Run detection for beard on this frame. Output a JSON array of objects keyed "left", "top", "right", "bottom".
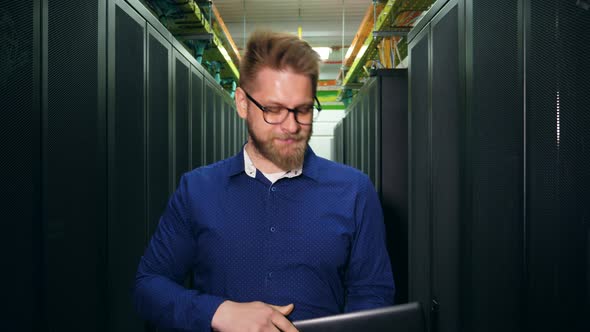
[{"left": 247, "top": 117, "right": 311, "bottom": 171}]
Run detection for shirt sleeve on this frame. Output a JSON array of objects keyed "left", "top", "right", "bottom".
[
  {"left": 343, "top": 175, "right": 396, "bottom": 312},
  {"left": 133, "top": 174, "right": 226, "bottom": 331}
]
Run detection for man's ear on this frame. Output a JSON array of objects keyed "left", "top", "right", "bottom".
[{"left": 235, "top": 87, "right": 248, "bottom": 120}]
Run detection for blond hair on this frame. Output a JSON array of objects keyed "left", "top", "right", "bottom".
[{"left": 239, "top": 30, "right": 320, "bottom": 95}]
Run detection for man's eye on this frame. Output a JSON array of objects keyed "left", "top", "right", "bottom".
[
  {"left": 264, "top": 106, "right": 283, "bottom": 114},
  {"left": 296, "top": 107, "right": 313, "bottom": 114}
]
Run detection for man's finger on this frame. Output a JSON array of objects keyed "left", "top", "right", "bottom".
[
  {"left": 270, "top": 310, "right": 299, "bottom": 332},
  {"left": 269, "top": 303, "right": 294, "bottom": 316}
]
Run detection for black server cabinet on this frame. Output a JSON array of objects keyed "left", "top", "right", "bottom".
[
  {"left": 108, "top": 1, "right": 147, "bottom": 331},
  {"left": 147, "top": 25, "right": 171, "bottom": 237},
  {"left": 408, "top": 0, "right": 589, "bottom": 331},
  {"left": 2, "top": 0, "right": 234, "bottom": 329},
  {"left": 204, "top": 78, "right": 216, "bottom": 165},
  {"left": 228, "top": 98, "right": 235, "bottom": 157},
  {"left": 339, "top": 69, "right": 409, "bottom": 305},
  {"left": 344, "top": 116, "right": 351, "bottom": 167},
  {"left": 237, "top": 110, "right": 244, "bottom": 151},
  {"left": 2, "top": 1, "right": 42, "bottom": 331},
  {"left": 525, "top": 2, "right": 590, "bottom": 331},
  {"left": 173, "top": 48, "right": 190, "bottom": 188},
  {"left": 335, "top": 119, "right": 342, "bottom": 163},
  {"left": 231, "top": 105, "right": 237, "bottom": 155},
  {"left": 2, "top": 1, "right": 110, "bottom": 330},
  {"left": 347, "top": 97, "right": 360, "bottom": 171},
  {"left": 408, "top": 23, "right": 432, "bottom": 328},
  {"left": 225, "top": 94, "right": 238, "bottom": 157},
  {"left": 191, "top": 66, "right": 204, "bottom": 169},
  {"left": 222, "top": 98, "right": 229, "bottom": 159},
  {"left": 357, "top": 94, "right": 365, "bottom": 174},
  {"left": 359, "top": 94, "right": 367, "bottom": 176},
  {"left": 377, "top": 70, "right": 409, "bottom": 305},
  {"left": 430, "top": 3, "right": 461, "bottom": 332},
  {"left": 44, "top": 1, "right": 108, "bottom": 330},
  {"left": 216, "top": 93, "right": 224, "bottom": 161},
  {"left": 465, "top": 0, "right": 524, "bottom": 330},
  {"left": 234, "top": 103, "right": 239, "bottom": 154},
  {"left": 368, "top": 85, "right": 378, "bottom": 190},
  {"left": 215, "top": 92, "right": 224, "bottom": 161},
  {"left": 227, "top": 97, "right": 236, "bottom": 158},
  {"left": 409, "top": 0, "right": 521, "bottom": 331}
]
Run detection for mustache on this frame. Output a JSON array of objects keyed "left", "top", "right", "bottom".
[{"left": 273, "top": 134, "right": 305, "bottom": 141}]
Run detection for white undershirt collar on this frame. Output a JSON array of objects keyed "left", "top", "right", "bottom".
[{"left": 243, "top": 147, "right": 303, "bottom": 184}]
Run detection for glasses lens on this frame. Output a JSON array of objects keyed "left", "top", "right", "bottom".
[
  {"left": 295, "top": 109, "right": 314, "bottom": 125},
  {"left": 264, "top": 108, "right": 287, "bottom": 124}
]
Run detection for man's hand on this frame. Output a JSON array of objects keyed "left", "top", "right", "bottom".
[{"left": 211, "top": 300, "right": 298, "bottom": 332}]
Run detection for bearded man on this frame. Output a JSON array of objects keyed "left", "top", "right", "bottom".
[{"left": 133, "top": 30, "right": 395, "bottom": 332}]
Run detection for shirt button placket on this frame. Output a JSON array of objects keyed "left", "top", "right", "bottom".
[
  {"left": 265, "top": 184, "right": 277, "bottom": 288},
  {"left": 269, "top": 186, "right": 276, "bottom": 233}
]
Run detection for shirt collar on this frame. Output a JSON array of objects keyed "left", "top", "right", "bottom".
[
  {"left": 226, "top": 144, "right": 320, "bottom": 182},
  {"left": 243, "top": 147, "right": 303, "bottom": 180}
]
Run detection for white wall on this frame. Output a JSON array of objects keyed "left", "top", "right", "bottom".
[{"left": 308, "top": 109, "right": 345, "bottom": 161}]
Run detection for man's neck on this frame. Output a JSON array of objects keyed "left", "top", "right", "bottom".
[{"left": 244, "top": 141, "right": 286, "bottom": 174}]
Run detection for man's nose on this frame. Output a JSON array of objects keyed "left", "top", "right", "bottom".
[{"left": 281, "top": 111, "right": 300, "bottom": 133}]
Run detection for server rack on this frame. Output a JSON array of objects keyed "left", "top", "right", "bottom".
[
  {"left": 147, "top": 23, "right": 172, "bottom": 241},
  {"left": 173, "top": 48, "right": 191, "bottom": 188},
  {"left": 3, "top": 0, "right": 242, "bottom": 330},
  {"left": 408, "top": 0, "right": 589, "bottom": 331},
  {"left": 108, "top": 2, "right": 148, "bottom": 330},
  {"left": 334, "top": 69, "right": 409, "bottom": 305},
  {"left": 45, "top": 1, "right": 108, "bottom": 330},
  {"left": 190, "top": 65, "right": 204, "bottom": 169},
  {"left": 2, "top": 1, "right": 42, "bottom": 330}
]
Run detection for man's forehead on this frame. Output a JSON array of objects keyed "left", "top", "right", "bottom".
[{"left": 250, "top": 68, "right": 314, "bottom": 97}]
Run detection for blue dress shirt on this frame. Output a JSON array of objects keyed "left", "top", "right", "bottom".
[{"left": 134, "top": 147, "right": 395, "bottom": 331}]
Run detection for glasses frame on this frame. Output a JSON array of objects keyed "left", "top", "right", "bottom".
[{"left": 243, "top": 90, "right": 322, "bottom": 125}]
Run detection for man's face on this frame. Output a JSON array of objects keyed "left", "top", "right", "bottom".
[{"left": 238, "top": 67, "right": 314, "bottom": 171}]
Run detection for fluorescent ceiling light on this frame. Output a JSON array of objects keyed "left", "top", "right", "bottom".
[{"left": 313, "top": 47, "right": 332, "bottom": 61}]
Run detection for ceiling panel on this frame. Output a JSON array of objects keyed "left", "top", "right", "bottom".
[{"left": 214, "top": 0, "right": 372, "bottom": 80}]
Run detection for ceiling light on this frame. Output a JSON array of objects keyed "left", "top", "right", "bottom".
[{"left": 313, "top": 47, "right": 332, "bottom": 61}]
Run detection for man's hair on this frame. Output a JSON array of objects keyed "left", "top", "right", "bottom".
[{"left": 239, "top": 30, "right": 320, "bottom": 95}]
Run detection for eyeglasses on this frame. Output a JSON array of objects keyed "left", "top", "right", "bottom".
[{"left": 243, "top": 90, "right": 322, "bottom": 125}]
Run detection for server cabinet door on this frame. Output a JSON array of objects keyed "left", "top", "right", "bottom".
[
  {"left": 526, "top": 2, "right": 590, "bottom": 331},
  {"left": 354, "top": 87, "right": 363, "bottom": 171},
  {"left": 44, "top": 0, "right": 107, "bottom": 330},
  {"left": 147, "top": 24, "right": 171, "bottom": 237},
  {"left": 359, "top": 89, "right": 367, "bottom": 175},
  {"left": 231, "top": 98, "right": 238, "bottom": 156},
  {"left": 215, "top": 92, "right": 224, "bottom": 161},
  {"left": 204, "top": 79, "right": 216, "bottom": 164},
  {"left": 2, "top": 1, "right": 42, "bottom": 330},
  {"left": 430, "top": 2, "right": 460, "bottom": 332},
  {"left": 226, "top": 97, "right": 234, "bottom": 158},
  {"left": 368, "top": 80, "right": 378, "bottom": 185},
  {"left": 408, "top": 23, "right": 432, "bottom": 327},
  {"left": 173, "top": 48, "right": 190, "bottom": 188},
  {"left": 344, "top": 114, "right": 352, "bottom": 166},
  {"left": 191, "top": 66, "right": 204, "bottom": 169},
  {"left": 108, "top": 1, "right": 147, "bottom": 330},
  {"left": 466, "top": 0, "right": 524, "bottom": 330},
  {"left": 379, "top": 70, "right": 409, "bottom": 305}
]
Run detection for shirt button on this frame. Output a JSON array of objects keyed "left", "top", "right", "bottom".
[
  {"left": 271, "top": 187, "right": 277, "bottom": 192},
  {"left": 270, "top": 226, "right": 276, "bottom": 233}
]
